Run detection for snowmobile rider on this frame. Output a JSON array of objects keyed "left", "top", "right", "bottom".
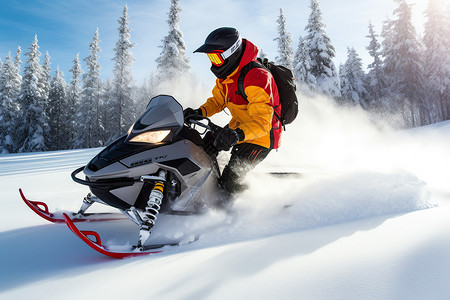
[{"left": 184, "top": 27, "right": 282, "bottom": 199}]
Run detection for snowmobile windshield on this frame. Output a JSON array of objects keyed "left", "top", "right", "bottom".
[{"left": 126, "top": 95, "right": 184, "bottom": 144}]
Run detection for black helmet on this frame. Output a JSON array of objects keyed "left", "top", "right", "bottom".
[{"left": 194, "top": 27, "right": 244, "bottom": 79}]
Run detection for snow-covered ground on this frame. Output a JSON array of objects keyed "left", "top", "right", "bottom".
[{"left": 1, "top": 95, "right": 450, "bottom": 299}]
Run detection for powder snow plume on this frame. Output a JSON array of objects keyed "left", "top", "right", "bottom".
[{"left": 190, "top": 92, "right": 446, "bottom": 246}]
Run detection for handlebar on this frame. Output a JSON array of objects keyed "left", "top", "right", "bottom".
[{"left": 185, "top": 115, "right": 222, "bottom": 135}]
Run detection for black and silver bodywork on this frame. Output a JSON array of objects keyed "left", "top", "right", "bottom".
[{"left": 71, "top": 95, "right": 221, "bottom": 248}]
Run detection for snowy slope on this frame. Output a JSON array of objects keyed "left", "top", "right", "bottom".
[{"left": 1, "top": 96, "right": 450, "bottom": 299}]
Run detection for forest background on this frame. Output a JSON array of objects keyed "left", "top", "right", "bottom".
[{"left": 0, "top": 0, "right": 448, "bottom": 153}]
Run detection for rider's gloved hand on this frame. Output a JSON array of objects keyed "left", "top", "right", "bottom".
[
  {"left": 183, "top": 107, "right": 203, "bottom": 123},
  {"left": 214, "top": 127, "right": 245, "bottom": 151}
]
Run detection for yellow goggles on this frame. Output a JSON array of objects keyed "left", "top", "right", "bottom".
[{"left": 207, "top": 51, "right": 225, "bottom": 66}]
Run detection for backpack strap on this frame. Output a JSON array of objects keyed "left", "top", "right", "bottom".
[
  {"left": 236, "top": 60, "right": 263, "bottom": 101},
  {"left": 236, "top": 60, "right": 282, "bottom": 125}
]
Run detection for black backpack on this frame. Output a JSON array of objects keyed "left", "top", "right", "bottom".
[{"left": 236, "top": 58, "right": 299, "bottom": 129}]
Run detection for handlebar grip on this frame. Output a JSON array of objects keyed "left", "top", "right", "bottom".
[{"left": 185, "top": 115, "right": 224, "bottom": 136}]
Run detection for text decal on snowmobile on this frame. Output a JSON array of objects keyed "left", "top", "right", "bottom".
[{"left": 130, "top": 155, "right": 169, "bottom": 168}]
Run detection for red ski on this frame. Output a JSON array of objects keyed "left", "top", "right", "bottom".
[
  {"left": 63, "top": 213, "right": 171, "bottom": 258},
  {"left": 19, "top": 188, "right": 127, "bottom": 223}
]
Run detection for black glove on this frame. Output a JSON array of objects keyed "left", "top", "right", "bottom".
[
  {"left": 203, "top": 131, "right": 219, "bottom": 157},
  {"left": 183, "top": 107, "right": 202, "bottom": 123},
  {"left": 214, "top": 128, "right": 245, "bottom": 151}
]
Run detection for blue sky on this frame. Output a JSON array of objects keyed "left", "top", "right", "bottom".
[{"left": 0, "top": 0, "right": 428, "bottom": 85}]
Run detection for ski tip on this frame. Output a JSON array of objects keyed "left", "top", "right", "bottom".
[
  {"left": 20, "top": 188, "right": 63, "bottom": 223},
  {"left": 62, "top": 212, "right": 165, "bottom": 259}
]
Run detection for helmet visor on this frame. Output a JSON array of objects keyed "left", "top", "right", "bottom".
[
  {"left": 207, "top": 51, "right": 225, "bottom": 66},
  {"left": 205, "top": 36, "right": 242, "bottom": 67}
]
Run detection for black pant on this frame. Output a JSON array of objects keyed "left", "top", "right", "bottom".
[
  {"left": 203, "top": 132, "right": 271, "bottom": 201},
  {"left": 220, "top": 143, "right": 271, "bottom": 196}
]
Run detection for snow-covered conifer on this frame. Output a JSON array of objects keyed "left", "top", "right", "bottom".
[
  {"left": 339, "top": 47, "right": 368, "bottom": 108},
  {"left": 18, "top": 35, "right": 48, "bottom": 152},
  {"left": 303, "top": 0, "right": 340, "bottom": 98},
  {"left": 108, "top": 5, "right": 136, "bottom": 139},
  {"left": 41, "top": 52, "right": 51, "bottom": 105},
  {"left": 382, "top": 0, "right": 428, "bottom": 126},
  {"left": 155, "top": 0, "right": 190, "bottom": 82},
  {"left": 47, "top": 67, "right": 68, "bottom": 150},
  {"left": 41, "top": 51, "right": 52, "bottom": 140},
  {"left": 274, "top": 8, "right": 294, "bottom": 69},
  {"left": 293, "top": 35, "right": 317, "bottom": 93},
  {"left": 377, "top": 17, "right": 404, "bottom": 120},
  {"left": 380, "top": 18, "right": 395, "bottom": 88},
  {"left": 423, "top": 0, "right": 450, "bottom": 122},
  {"left": 101, "top": 78, "right": 114, "bottom": 143},
  {"left": 67, "top": 54, "right": 83, "bottom": 148},
  {"left": 365, "top": 22, "right": 384, "bottom": 106},
  {"left": 74, "top": 28, "right": 103, "bottom": 149},
  {"left": 0, "top": 53, "right": 22, "bottom": 153},
  {"left": 14, "top": 46, "right": 22, "bottom": 69}
]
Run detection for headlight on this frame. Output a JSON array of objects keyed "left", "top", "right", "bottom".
[{"left": 128, "top": 130, "right": 171, "bottom": 144}]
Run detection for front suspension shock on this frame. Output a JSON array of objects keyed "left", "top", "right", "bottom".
[{"left": 138, "top": 170, "right": 167, "bottom": 249}]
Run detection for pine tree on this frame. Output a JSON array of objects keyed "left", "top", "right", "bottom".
[
  {"left": 293, "top": 35, "right": 317, "bottom": 93},
  {"left": 274, "top": 8, "right": 294, "bottom": 69},
  {"left": 339, "top": 47, "right": 368, "bottom": 108},
  {"left": 14, "top": 46, "right": 22, "bottom": 69},
  {"left": 382, "top": 0, "right": 428, "bottom": 126},
  {"left": 378, "top": 17, "right": 405, "bottom": 122},
  {"left": 108, "top": 5, "right": 136, "bottom": 140},
  {"left": 74, "top": 28, "right": 103, "bottom": 149},
  {"left": 18, "top": 35, "right": 48, "bottom": 152},
  {"left": 47, "top": 67, "right": 68, "bottom": 150},
  {"left": 67, "top": 54, "right": 83, "bottom": 148},
  {"left": 101, "top": 78, "right": 114, "bottom": 143},
  {"left": 303, "top": 0, "right": 341, "bottom": 98},
  {"left": 423, "top": 0, "right": 450, "bottom": 122},
  {"left": 41, "top": 51, "right": 52, "bottom": 141},
  {"left": 380, "top": 17, "right": 395, "bottom": 90},
  {"left": 365, "top": 22, "right": 384, "bottom": 106},
  {"left": 42, "top": 52, "right": 51, "bottom": 104},
  {"left": 155, "top": 0, "right": 190, "bottom": 82},
  {"left": 0, "top": 53, "right": 22, "bottom": 153}
]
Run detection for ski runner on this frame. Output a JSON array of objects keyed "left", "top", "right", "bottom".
[{"left": 184, "top": 27, "right": 282, "bottom": 204}]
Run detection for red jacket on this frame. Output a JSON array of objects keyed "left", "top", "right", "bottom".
[{"left": 200, "top": 39, "right": 282, "bottom": 149}]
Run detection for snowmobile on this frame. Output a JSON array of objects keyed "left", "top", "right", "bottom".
[
  {"left": 70, "top": 94, "right": 224, "bottom": 249},
  {"left": 20, "top": 95, "right": 225, "bottom": 256}
]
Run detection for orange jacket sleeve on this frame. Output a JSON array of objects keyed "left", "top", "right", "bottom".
[{"left": 199, "top": 79, "right": 226, "bottom": 117}]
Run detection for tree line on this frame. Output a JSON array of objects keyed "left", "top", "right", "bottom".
[
  {"left": 0, "top": 0, "right": 448, "bottom": 153},
  {"left": 275, "top": 0, "right": 449, "bottom": 128}
]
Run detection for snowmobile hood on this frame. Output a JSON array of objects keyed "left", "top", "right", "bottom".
[
  {"left": 126, "top": 95, "right": 184, "bottom": 143},
  {"left": 85, "top": 95, "right": 185, "bottom": 173}
]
